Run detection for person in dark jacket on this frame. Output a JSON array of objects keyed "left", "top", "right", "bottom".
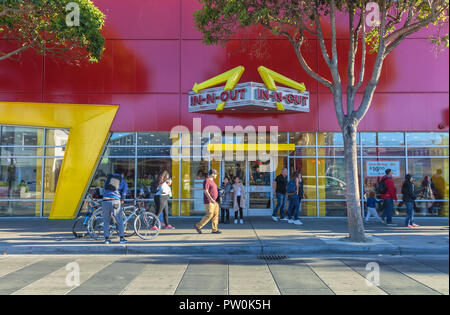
[
  {"left": 402, "top": 174, "right": 419, "bottom": 228},
  {"left": 219, "top": 177, "right": 232, "bottom": 224},
  {"left": 380, "top": 169, "right": 398, "bottom": 226}
]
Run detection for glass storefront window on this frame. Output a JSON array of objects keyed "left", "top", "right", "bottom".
[
  {"left": 89, "top": 158, "right": 135, "bottom": 199},
  {"left": 0, "top": 200, "right": 40, "bottom": 217},
  {"left": 137, "top": 158, "right": 174, "bottom": 199},
  {"left": 138, "top": 132, "right": 171, "bottom": 146},
  {"left": 318, "top": 132, "right": 344, "bottom": 146},
  {"left": 43, "top": 158, "right": 64, "bottom": 199},
  {"left": 104, "top": 147, "right": 136, "bottom": 157},
  {"left": 377, "top": 132, "right": 405, "bottom": 146},
  {"left": 363, "top": 147, "right": 406, "bottom": 156},
  {"left": 363, "top": 158, "right": 406, "bottom": 198},
  {"left": 406, "top": 132, "right": 449, "bottom": 146},
  {"left": 0, "top": 147, "right": 42, "bottom": 157},
  {"left": 0, "top": 126, "right": 42, "bottom": 146},
  {"left": 109, "top": 133, "right": 135, "bottom": 146},
  {"left": 362, "top": 132, "right": 405, "bottom": 146},
  {"left": 290, "top": 132, "right": 315, "bottom": 146},
  {"left": 0, "top": 158, "right": 42, "bottom": 200},
  {"left": 46, "top": 129, "right": 68, "bottom": 147},
  {"left": 407, "top": 147, "right": 449, "bottom": 156},
  {"left": 289, "top": 158, "right": 317, "bottom": 202}
]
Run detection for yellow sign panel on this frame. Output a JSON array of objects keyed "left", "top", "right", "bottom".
[{"left": 0, "top": 102, "right": 118, "bottom": 219}]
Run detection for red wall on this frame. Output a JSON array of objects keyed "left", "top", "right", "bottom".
[{"left": 0, "top": 0, "right": 448, "bottom": 132}]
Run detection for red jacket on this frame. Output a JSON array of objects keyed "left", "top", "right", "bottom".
[{"left": 380, "top": 176, "right": 398, "bottom": 201}]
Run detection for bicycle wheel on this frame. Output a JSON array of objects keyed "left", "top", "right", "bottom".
[
  {"left": 87, "top": 213, "right": 104, "bottom": 240},
  {"left": 72, "top": 216, "right": 89, "bottom": 238},
  {"left": 134, "top": 212, "right": 161, "bottom": 240},
  {"left": 123, "top": 208, "right": 138, "bottom": 237}
]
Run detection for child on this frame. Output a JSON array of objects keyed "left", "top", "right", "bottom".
[{"left": 365, "top": 191, "right": 384, "bottom": 223}]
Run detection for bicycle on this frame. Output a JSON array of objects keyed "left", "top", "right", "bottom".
[
  {"left": 88, "top": 197, "right": 161, "bottom": 240},
  {"left": 72, "top": 195, "right": 101, "bottom": 238}
]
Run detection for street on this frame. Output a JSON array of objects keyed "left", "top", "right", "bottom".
[{"left": 0, "top": 254, "right": 448, "bottom": 295}]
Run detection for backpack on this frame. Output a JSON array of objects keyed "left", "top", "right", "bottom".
[
  {"left": 375, "top": 178, "right": 388, "bottom": 195},
  {"left": 286, "top": 179, "right": 297, "bottom": 195},
  {"left": 104, "top": 174, "right": 122, "bottom": 192},
  {"left": 150, "top": 181, "right": 159, "bottom": 194}
]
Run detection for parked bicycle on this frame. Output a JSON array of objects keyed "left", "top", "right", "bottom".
[
  {"left": 72, "top": 195, "right": 101, "bottom": 238},
  {"left": 88, "top": 197, "right": 161, "bottom": 240}
]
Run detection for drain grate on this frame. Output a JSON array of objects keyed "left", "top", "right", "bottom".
[{"left": 257, "top": 254, "right": 288, "bottom": 261}]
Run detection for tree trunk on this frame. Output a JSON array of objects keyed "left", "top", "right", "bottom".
[{"left": 343, "top": 121, "right": 366, "bottom": 242}]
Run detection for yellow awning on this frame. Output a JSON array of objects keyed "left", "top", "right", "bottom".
[{"left": 207, "top": 144, "right": 295, "bottom": 152}]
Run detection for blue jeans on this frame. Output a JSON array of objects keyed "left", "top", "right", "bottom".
[
  {"left": 102, "top": 199, "right": 124, "bottom": 238},
  {"left": 405, "top": 201, "right": 415, "bottom": 226},
  {"left": 288, "top": 194, "right": 300, "bottom": 221},
  {"left": 272, "top": 193, "right": 286, "bottom": 219},
  {"left": 381, "top": 199, "right": 394, "bottom": 224}
]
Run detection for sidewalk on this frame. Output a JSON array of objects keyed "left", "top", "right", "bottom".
[{"left": 0, "top": 217, "right": 448, "bottom": 256}]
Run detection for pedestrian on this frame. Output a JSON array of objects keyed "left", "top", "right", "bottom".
[
  {"left": 287, "top": 172, "right": 303, "bottom": 225},
  {"left": 419, "top": 176, "right": 435, "bottom": 216},
  {"left": 219, "top": 177, "right": 232, "bottom": 224},
  {"left": 272, "top": 168, "right": 288, "bottom": 222},
  {"left": 378, "top": 169, "right": 398, "bottom": 226},
  {"left": 402, "top": 174, "right": 419, "bottom": 228},
  {"left": 195, "top": 169, "right": 222, "bottom": 234},
  {"left": 364, "top": 191, "right": 383, "bottom": 223},
  {"left": 154, "top": 170, "right": 175, "bottom": 230},
  {"left": 102, "top": 168, "right": 128, "bottom": 244},
  {"left": 232, "top": 176, "right": 246, "bottom": 224}
]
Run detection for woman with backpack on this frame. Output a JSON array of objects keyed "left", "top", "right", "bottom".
[{"left": 287, "top": 172, "right": 303, "bottom": 225}]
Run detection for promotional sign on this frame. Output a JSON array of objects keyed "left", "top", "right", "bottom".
[
  {"left": 366, "top": 161, "right": 401, "bottom": 177},
  {"left": 189, "top": 66, "right": 309, "bottom": 113}
]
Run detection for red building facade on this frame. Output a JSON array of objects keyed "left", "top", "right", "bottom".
[{"left": 0, "top": 0, "right": 448, "bottom": 218}]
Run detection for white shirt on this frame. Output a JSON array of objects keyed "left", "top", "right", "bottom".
[{"left": 156, "top": 182, "right": 172, "bottom": 197}]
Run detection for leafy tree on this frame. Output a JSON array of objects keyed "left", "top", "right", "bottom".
[
  {"left": 0, "top": 0, "right": 105, "bottom": 62},
  {"left": 194, "top": 0, "right": 449, "bottom": 242}
]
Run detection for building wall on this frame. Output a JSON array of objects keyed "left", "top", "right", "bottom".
[{"left": 0, "top": 0, "right": 448, "bottom": 133}]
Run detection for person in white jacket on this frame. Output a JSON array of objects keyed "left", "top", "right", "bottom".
[{"left": 154, "top": 170, "right": 175, "bottom": 230}]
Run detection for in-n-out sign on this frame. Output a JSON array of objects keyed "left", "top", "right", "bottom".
[{"left": 188, "top": 66, "right": 310, "bottom": 113}]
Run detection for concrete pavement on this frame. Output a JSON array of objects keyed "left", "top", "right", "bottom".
[
  {"left": 0, "top": 216, "right": 448, "bottom": 255},
  {"left": 0, "top": 254, "right": 448, "bottom": 295}
]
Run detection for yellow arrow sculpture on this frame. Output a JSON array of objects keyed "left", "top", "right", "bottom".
[
  {"left": 257, "top": 66, "right": 306, "bottom": 111},
  {"left": 192, "top": 66, "right": 245, "bottom": 111}
]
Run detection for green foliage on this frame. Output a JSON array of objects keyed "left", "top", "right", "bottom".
[
  {"left": 0, "top": 0, "right": 105, "bottom": 62},
  {"left": 194, "top": 0, "right": 449, "bottom": 52}
]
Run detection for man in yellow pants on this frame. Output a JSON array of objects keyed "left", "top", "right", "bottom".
[{"left": 195, "top": 169, "right": 222, "bottom": 234}]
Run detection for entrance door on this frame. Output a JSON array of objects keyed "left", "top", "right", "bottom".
[
  {"left": 247, "top": 159, "right": 273, "bottom": 216},
  {"left": 221, "top": 159, "right": 273, "bottom": 216}
]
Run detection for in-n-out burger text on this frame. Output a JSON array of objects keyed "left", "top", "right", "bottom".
[{"left": 188, "top": 82, "right": 310, "bottom": 113}]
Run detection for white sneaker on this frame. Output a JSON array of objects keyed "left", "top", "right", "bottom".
[
  {"left": 293, "top": 220, "right": 303, "bottom": 225},
  {"left": 288, "top": 219, "right": 294, "bottom": 224},
  {"left": 271, "top": 216, "right": 279, "bottom": 222},
  {"left": 239, "top": 219, "right": 244, "bottom": 224},
  {"left": 234, "top": 219, "right": 238, "bottom": 224},
  {"left": 280, "top": 217, "right": 288, "bottom": 221}
]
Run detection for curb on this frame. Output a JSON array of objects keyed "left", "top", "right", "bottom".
[{"left": 1, "top": 244, "right": 447, "bottom": 256}]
